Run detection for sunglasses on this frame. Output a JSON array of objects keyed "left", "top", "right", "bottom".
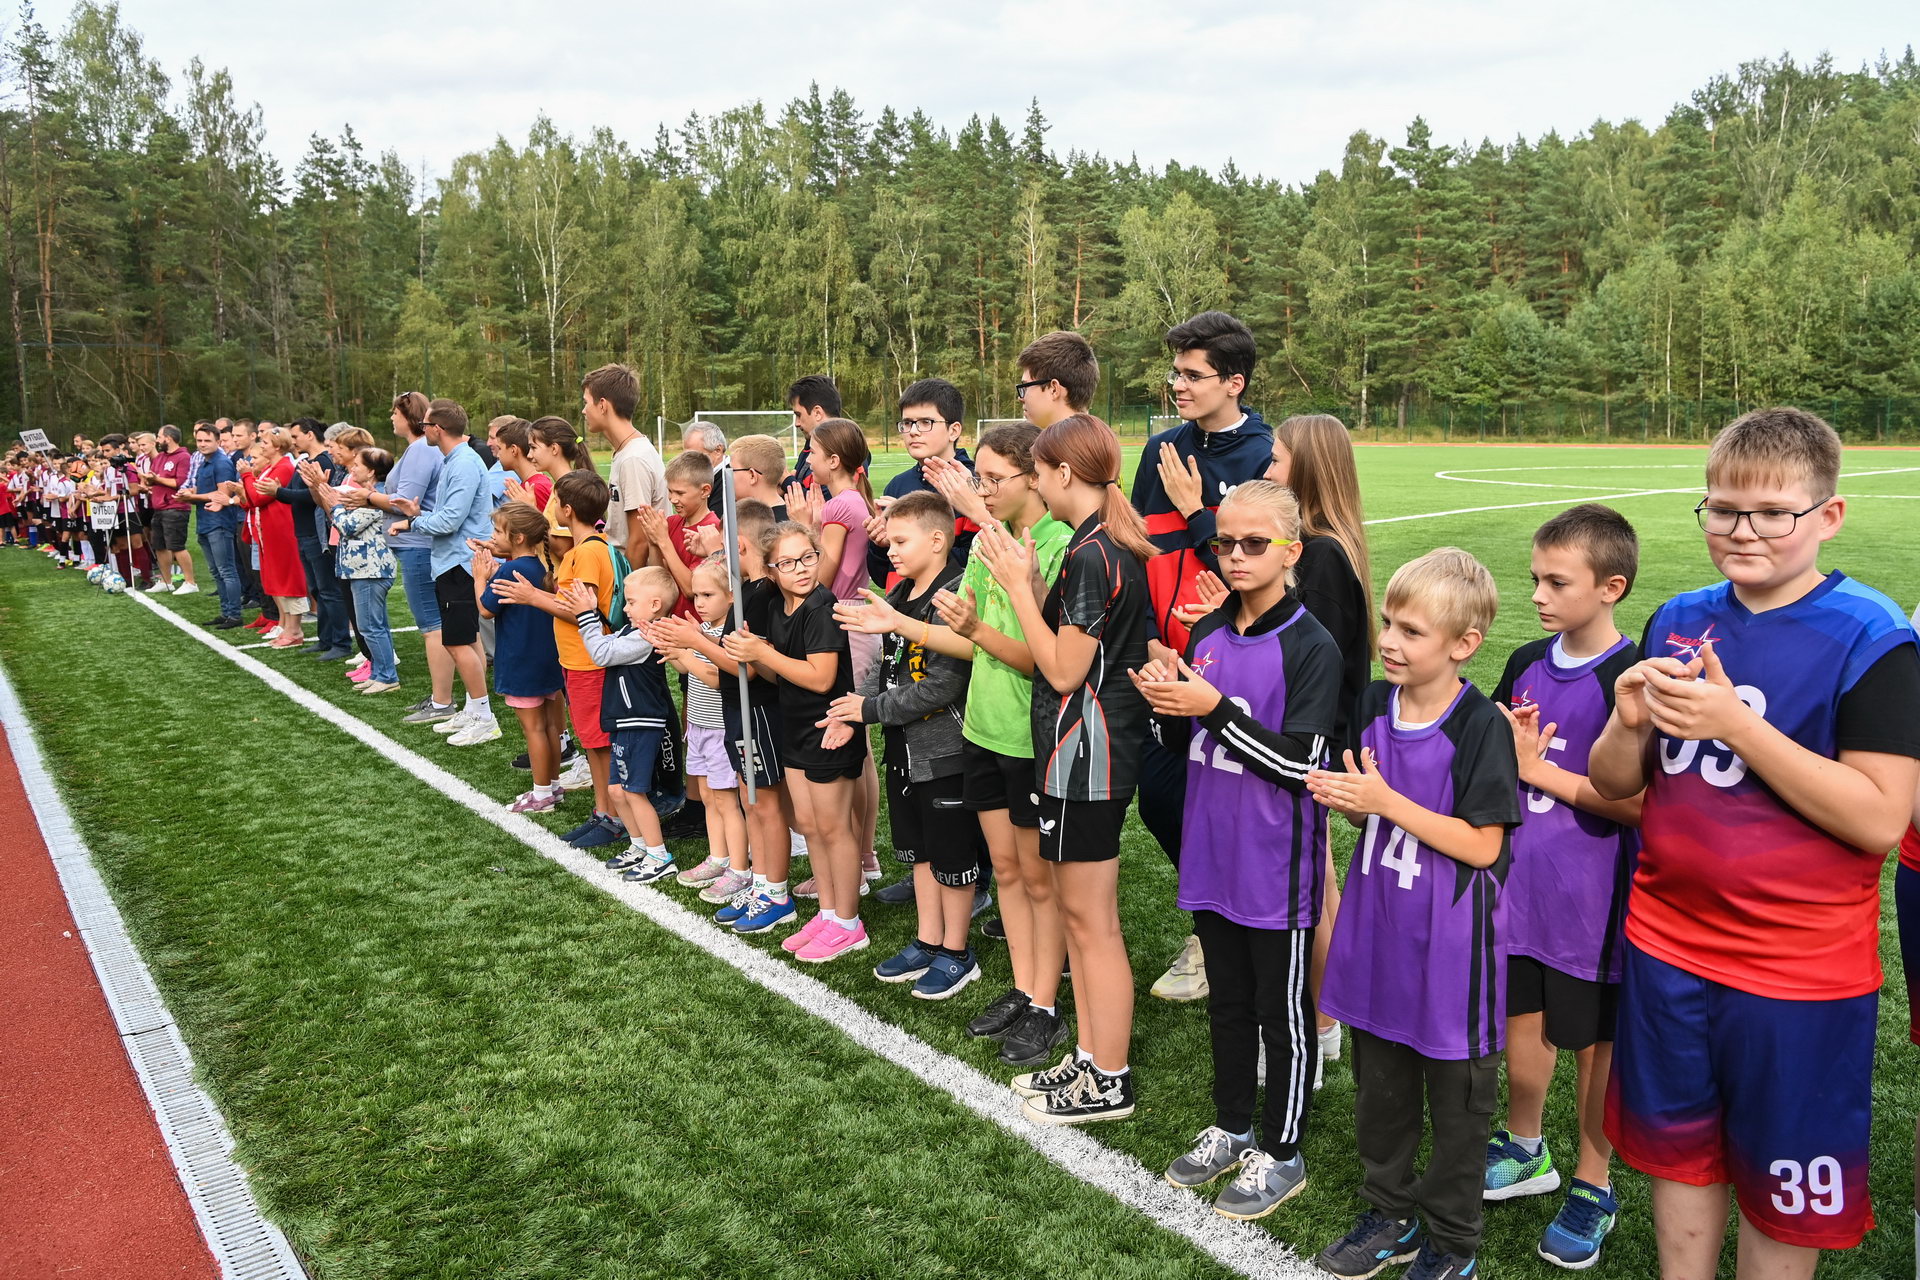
[{"left": 1206, "top": 535, "right": 1295, "bottom": 557}]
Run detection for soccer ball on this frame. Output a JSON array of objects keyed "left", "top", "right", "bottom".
[
  {"left": 102, "top": 572, "right": 125, "bottom": 594},
  {"left": 86, "top": 565, "right": 106, "bottom": 585}
]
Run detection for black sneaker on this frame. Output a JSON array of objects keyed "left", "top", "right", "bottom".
[
  {"left": 1022, "top": 1064, "right": 1135, "bottom": 1126},
  {"left": 999, "top": 1007, "right": 1070, "bottom": 1067},
  {"left": 966, "top": 988, "right": 1031, "bottom": 1038},
  {"left": 875, "top": 877, "right": 915, "bottom": 906},
  {"left": 1405, "top": 1242, "right": 1477, "bottom": 1280},
  {"left": 980, "top": 916, "right": 1006, "bottom": 940},
  {"left": 1316, "top": 1210, "right": 1424, "bottom": 1279},
  {"left": 1009, "top": 1050, "right": 1086, "bottom": 1098},
  {"left": 660, "top": 800, "right": 707, "bottom": 840},
  {"left": 511, "top": 750, "right": 533, "bottom": 771},
  {"left": 558, "top": 736, "right": 579, "bottom": 765}
]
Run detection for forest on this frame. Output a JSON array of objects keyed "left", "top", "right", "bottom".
[{"left": 5, "top": 2, "right": 1920, "bottom": 442}]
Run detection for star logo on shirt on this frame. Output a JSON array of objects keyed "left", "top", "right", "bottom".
[
  {"left": 1664, "top": 624, "right": 1717, "bottom": 663},
  {"left": 1510, "top": 685, "right": 1537, "bottom": 712}
]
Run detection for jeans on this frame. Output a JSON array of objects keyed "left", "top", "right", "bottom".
[
  {"left": 197, "top": 526, "right": 243, "bottom": 619},
  {"left": 350, "top": 577, "right": 398, "bottom": 683},
  {"left": 297, "top": 537, "right": 350, "bottom": 651},
  {"left": 395, "top": 545, "right": 441, "bottom": 634}
]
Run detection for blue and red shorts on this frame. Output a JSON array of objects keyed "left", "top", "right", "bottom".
[{"left": 1605, "top": 941, "right": 1875, "bottom": 1249}]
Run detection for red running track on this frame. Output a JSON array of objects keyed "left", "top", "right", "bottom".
[{"left": 0, "top": 730, "right": 218, "bottom": 1279}]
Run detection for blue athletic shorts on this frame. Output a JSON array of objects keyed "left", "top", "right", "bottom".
[
  {"left": 608, "top": 728, "right": 664, "bottom": 796},
  {"left": 1604, "top": 941, "right": 1875, "bottom": 1249}
]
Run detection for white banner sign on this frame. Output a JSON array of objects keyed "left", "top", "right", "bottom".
[{"left": 19, "top": 429, "right": 52, "bottom": 452}]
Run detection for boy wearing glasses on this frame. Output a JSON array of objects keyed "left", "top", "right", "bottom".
[
  {"left": 1589, "top": 408, "right": 1920, "bottom": 1280},
  {"left": 867, "top": 377, "right": 977, "bottom": 587}
]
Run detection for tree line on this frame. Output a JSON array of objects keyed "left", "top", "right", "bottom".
[{"left": 5, "top": 1, "right": 1919, "bottom": 443}]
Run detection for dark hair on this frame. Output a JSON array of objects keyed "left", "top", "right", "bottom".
[
  {"left": 1534, "top": 503, "right": 1639, "bottom": 600},
  {"left": 357, "top": 447, "right": 396, "bottom": 482},
  {"left": 1166, "top": 310, "right": 1256, "bottom": 386},
  {"left": 898, "top": 377, "right": 963, "bottom": 427},
  {"left": 158, "top": 424, "right": 182, "bottom": 445},
  {"left": 554, "top": 468, "right": 610, "bottom": 526},
  {"left": 392, "top": 391, "right": 430, "bottom": 435},
  {"left": 100, "top": 432, "right": 128, "bottom": 448},
  {"left": 582, "top": 363, "right": 640, "bottom": 420},
  {"left": 493, "top": 417, "right": 534, "bottom": 458},
  {"left": 976, "top": 422, "right": 1040, "bottom": 475},
  {"left": 529, "top": 416, "right": 589, "bottom": 469},
  {"left": 1015, "top": 331, "right": 1099, "bottom": 411},
  {"left": 786, "top": 373, "right": 842, "bottom": 417},
  {"left": 809, "top": 418, "right": 873, "bottom": 513},
  {"left": 426, "top": 399, "right": 468, "bottom": 438},
  {"left": 192, "top": 424, "right": 217, "bottom": 439},
  {"left": 290, "top": 416, "right": 326, "bottom": 442},
  {"left": 1032, "top": 414, "right": 1153, "bottom": 561}
]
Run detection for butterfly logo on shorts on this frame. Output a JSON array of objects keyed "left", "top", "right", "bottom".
[{"left": 1664, "top": 623, "right": 1717, "bottom": 664}]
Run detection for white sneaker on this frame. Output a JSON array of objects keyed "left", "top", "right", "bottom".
[
  {"left": 1318, "top": 1023, "right": 1342, "bottom": 1062},
  {"left": 558, "top": 756, "right": 593, "bottom": 790},
  {"left": 447, "top": 717, "right": 502, "bottom": 747},
  {"left": 171, "top": 582, "right": 199, "bottom": 595},
  {"left": 432, "top": 709, "right": 477, "bottom": 735},
  {"left": 262, "top": 627, "right": 283, "bottom": 641},
  {"left": 790, "top": 830, "right": 808, "bottom": 860},
  {"left": 144, "top": 579, "right": 173, "bottom": 593}
]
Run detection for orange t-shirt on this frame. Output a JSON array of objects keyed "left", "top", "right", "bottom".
[{"left": 554, "top": 535, "right": 616, "bottom": 671}]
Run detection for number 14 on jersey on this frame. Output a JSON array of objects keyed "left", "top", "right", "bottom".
[{"left": 1358, "top": 814, "right": 1423, "bottom": 890}]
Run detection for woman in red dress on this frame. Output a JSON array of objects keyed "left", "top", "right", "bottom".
[{"left": 220, "top": 431, "right": 305, "bottom": 648}]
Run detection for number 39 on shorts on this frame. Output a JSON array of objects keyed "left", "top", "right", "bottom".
[
  {"left": 1358, "top": 816, "right": 1423, "bottom": 890},
  {"left": 1770, "top": 1156, "right": 1844, "bottom": 1216}
]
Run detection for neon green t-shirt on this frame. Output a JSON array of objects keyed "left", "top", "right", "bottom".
[{"left": 959, "top": 513, "right": 1073, "bottom": 758}]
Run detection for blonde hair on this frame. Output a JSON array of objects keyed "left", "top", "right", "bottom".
[
  {"left": 625, "top": 565, "right": 680, "bottom": 612},
  {"left": 492, "top": 502, "right": 557, "bottom": 590},
  {"left": 1275, "top": 414, "right": 1375, "bottom": 655},
  {"left": 1706, "top": 406, "right": 1842, "bottom": 502},
  {"left": 1219, "top": 479, "right": 1302, "bottom": 589},
  {"left": 730, "top": 434, "right": 786, "bottom": 481},
  {"left": 666, "top": 449, "right": 716, "bottom": 488},
  {"left": 691, "top": 557, "right": 732, "bottom": 597},
  {"left": 1382, "top": 547, "right": 1497, "bottom": 640}
]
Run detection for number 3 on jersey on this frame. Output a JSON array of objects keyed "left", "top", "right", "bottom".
[{"left": 1359, "top": 815, "right": 1423, "bottom": 890}]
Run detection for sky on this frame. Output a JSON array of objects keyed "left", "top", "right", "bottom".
[{"left": 46, "top": 0, "right": 1916, "bottom": 189}]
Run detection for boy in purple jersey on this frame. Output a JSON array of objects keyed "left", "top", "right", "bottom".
[
  {"left": 1484, "top": 504, "right": 1645, "bottom": 1270},
  {"left": 1132, "top": 482, "right": 1340, "bottom": 1221},
  {"left": 1308, "top": 548, "right": 1521, "bottom": 1280}
]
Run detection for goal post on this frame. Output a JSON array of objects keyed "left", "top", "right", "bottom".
[{"left": 656, "top": 409, "right": 798, "bottom": 461}]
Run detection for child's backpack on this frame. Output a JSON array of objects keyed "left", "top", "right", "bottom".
[{"left": 585, "top": 533, "right": 633, "bottom": 626}]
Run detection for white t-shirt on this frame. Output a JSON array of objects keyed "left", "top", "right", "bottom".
[{"left": 602, "top": 434, "right": 667, "bottom": 552}]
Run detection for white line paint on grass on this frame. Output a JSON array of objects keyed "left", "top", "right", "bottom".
[
  {"left": 124, "top": 590, "right": 1315, "bottom": 1280},
  {"left": 234, "top": 625, "right": 419, "bottom": 652},
  {"left": 1382, "top": 465, "right": 1920, "bottom": 526}
]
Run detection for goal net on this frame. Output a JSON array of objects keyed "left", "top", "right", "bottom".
[
  {"left": 1149, "top": 415, "right": 1184, "bottom": 436},
  {"left": 655, "top": 409, "right": 797, "bottom": 459}
]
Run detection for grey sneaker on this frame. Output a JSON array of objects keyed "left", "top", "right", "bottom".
[
  {"left": 1213, "top": 1149, "right": 1306, "bottom": 1221},
  {"left": 401, "top": 701, "right": 460, "bottom": 725},
  {"left": 1164, "top": 1125, "right": 1254, "bottom": 1189}
]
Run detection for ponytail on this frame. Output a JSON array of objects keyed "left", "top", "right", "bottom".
[
  {"left": 530, "top": 416, "right": 590, "bottom": 471},
  {"left": 810, "top": 418, "right": 874, "bottom": 516},
  {"left": 1034, "top": 413, "right": 1154, "bottom": 563}
]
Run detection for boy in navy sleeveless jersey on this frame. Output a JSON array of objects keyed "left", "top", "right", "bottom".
[
  {"left": 1484, "top": 504, "right": 1645, "bottom": 1270},
  {"left": 1132, "top": 482, "right": 1340, "bottom": 1221},
  {"left": 1309, "top": 548, "right": 1520, "bottom": 1280},
  {"left": 1590, "top": 408, "right": 1920, "bottom": 1279}
]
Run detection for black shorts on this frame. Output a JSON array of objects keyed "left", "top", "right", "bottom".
[
  {"left": 1507, "top": 954, "right": 1618, "bottom": 1050},
  {"left": 150, "top": 507, "right": 188, "bottom": 551},
  {"left": 723, "top": 702, "right": 785, "bottom": 789},
  {"left": 783, "top": 714, "right": 866, "bottom": 784},
  {"left": 961, "top": 739, "right": 1041, "bottom": 829},
  {"left": 886, "top": 763, "right": 980, "bottom": 887},
  {"left": 433, "top": 565, "right": 481, "bottom": 647},
  {"left": 1037, "top": 794, "right": 1130, "bottom": 864}
]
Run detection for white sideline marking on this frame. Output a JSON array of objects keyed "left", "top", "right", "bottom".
[
  {"left": 124, "top": 589, "right": 1315, "bottom": 1280},
  {"left": 235, "top": 625, "right": 418, "bottom": 652},
  {"left": 1379, "top": 465, "right": 1920, "bottom": 525}
]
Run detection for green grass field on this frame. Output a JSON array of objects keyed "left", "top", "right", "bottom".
[{"left": 2, "top": 442, "right": 1916, "bottom": 1279}]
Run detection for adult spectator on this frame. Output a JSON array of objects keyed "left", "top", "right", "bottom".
[
  {"left": 348, "top": 393, "right": 452, "bottom": 715},
  {"left": 143, "top": 424, "right": 198, "bottom": 595},
  {"left": 272, "top": 417, "right": 352, "bottom": 660},
  {"left": 681, "top": 419, "right": 729, "bottom": 516},
  {"left": 389, "top": 398, "right": 497, "bottom": 741},
  {"left": 583, "top": 363, "right": 667, "bottom": 573},
  {"left": 224, "top": 428, "right": 306, "bottom": 647},
  {"left": 176, "top": 423, "right": 243, "bottom": 627}
]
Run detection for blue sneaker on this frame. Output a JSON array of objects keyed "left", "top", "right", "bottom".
[
  {"left": 570, "top": 814, "right": 626, "bottom": 850},
  {"left": 1537, "top": 1178, "right": 1618, "bottom": 1270},
  {"left": 1484, "top": 1129, "right": 1559, "bottom": 1201},
  {"left": 1406, "top": 1241, "right": 1476, "bottom": 1280},
  {"left": 873, "top": 940, "right": 937, "bottom": 984},
  {"left": 622, "top": 852, "right": 676, "bottom": 884},
  {"left": 912, "top": 951, "right": 981, "bottom": 1001},
  {"left": 560, "top": 816, "right": 600, "bottom": 843},
  {"left": 1315, "top": 1209, "right": 1423, "bottom": 1278},
  {"left": 714, "top": 882, "right": 759, "bottom": 926},
  {"left": 733, "top": 893, "right": 797, "bottom": 934}
]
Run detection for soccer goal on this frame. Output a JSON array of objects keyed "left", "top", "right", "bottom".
[
  {"left": 1149, "top": 415, "right": 1183, "bottom": 436},
  {"left": 656, "top": 409, "right": 797, "bottom": 460},
  {"left": 974, "top": 417, "right": 1028, "bottom": 438}
]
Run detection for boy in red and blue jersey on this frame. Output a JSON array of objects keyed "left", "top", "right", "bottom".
[{"left": 1590, "top": 407, "right": 1920, "bottom": 1278}]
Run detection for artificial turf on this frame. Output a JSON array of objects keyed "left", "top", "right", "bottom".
[{"left": 2, "top": 441, "right": 1916, "bottom": 1278}]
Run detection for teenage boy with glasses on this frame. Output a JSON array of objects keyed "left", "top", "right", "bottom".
[{"left": 866, "top": 377, "right": 978, "bottom": 588}]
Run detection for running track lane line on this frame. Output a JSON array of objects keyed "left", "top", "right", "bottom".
[
  {"left": 0, "top": 661, "right": 308, "bottom": 1280},
  {"left": 124, "top": 588, "right": 1320, "bottom": 1280}
]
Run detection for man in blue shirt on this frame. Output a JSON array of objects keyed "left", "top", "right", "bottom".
[
  {"left": 390, "top": 399, "right": 499, "bottom": 744},
  {"left": 176, "top": 423, "right": 244, "bottom": 627}
]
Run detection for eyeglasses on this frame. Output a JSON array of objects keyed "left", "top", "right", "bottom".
[
  {"left": 768, "top": 550, "right": 821, "bottom": 574},
  {"left": 1693, "top": 498, "right": 1828, "bottom": 539},
  {"left": 972, "top": 471, "right": 1023, "bottom": 494},
  {"left": 1013, "top": 378, "right": 1053, "bottom": 398},
  {"left": 1166, "top": 369, "right": 1227, "bottom": 388},
  {"left": 1207, "top": 535, "right": 1294, "bottom": 557},
  {"left": 896, "top": 418, "right": 951, "bottom": 436}
]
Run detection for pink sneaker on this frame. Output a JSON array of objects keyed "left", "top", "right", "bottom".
[
  {"left": 508, "top": 789, "right": 560, "bottom": 813},
  {"left": 677, "top": 857, "right": 729, "bottom": 888},
  {"left": 783, "top": 913, "right": 830, "bottom": 954},
  {"left": 348, "top": 659, "right": 373, "bottom": 682},
  {"left": 797, "top": 918, "right": 870, "bottom": 964},
  {"left": 861, "top": 849, "right": 882, "bottom": 882},
  {"left": 699, "top": 866, "right": 754, "bottom": 904}
]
